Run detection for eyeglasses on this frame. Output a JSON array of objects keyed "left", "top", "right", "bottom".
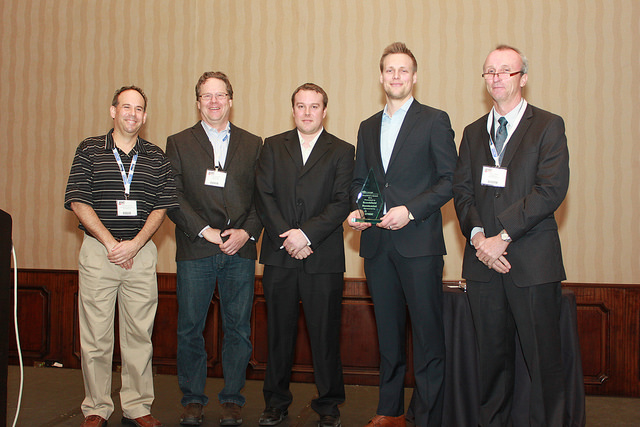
[
  {"left": 199, "top": 93, "right": 229, "bottom": 101},
  {"left": 481, "top": 71, "right": 523, "bottom": 80}
]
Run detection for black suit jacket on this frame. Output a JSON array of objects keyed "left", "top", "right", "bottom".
[
  {"left": 166, "top": 122, "right": 263, "bottom": 261},
  {"left": 255, "top": 129, "right": 355, "bottom": 274},
  {"left": 453, "top": 104, "right": 569, "bottom": 286},
  {"left": 351, "top": 100, "right": 457, "bottom": 259}
]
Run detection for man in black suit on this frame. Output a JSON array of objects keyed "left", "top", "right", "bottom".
[
  {"left": 348, "top": 42, "right": 457, "bottom": 427},
  {"left": 453, "top": 45, "right": 569, "bottom": 426},
  {"left": 166, "top": 71, "right": 262, "bottom": 426},
  {"left": 255, "top": 83, "right": 354, "bottom": 427}
]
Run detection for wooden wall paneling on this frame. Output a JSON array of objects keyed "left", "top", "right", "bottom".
[
  {"left": 151, "top": 290, "right": 179, "bottom": 368},
  {"left": 627, "top": 288, "right": 640, "bottom": 395},
  {"left": 340, "top": 296, "right": 380, "bottom": 386},
  {"left": 566, "top": 284, "right": 640, "bottom": 396},
  {"left": 10, "top": 286, "right": 50, "bottom": 360},
  {"left": 9, "top": 270, "right": 640, "bottom": 397},
  {"left": 10, "top": 270, "right": 59, "bottom": 364},
  {"left": 249, "top": 294, "right": 268, "bottom": 377},
  {"left": 634, "top": 289, "right": 640, "bottom": 392},
  {"left": 570, "top": 288, "right": 612, "bottom": 387}
]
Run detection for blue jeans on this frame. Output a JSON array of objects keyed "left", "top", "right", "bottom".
[{"left": 176, "top": 253, "right": 254, "bottom": 407}]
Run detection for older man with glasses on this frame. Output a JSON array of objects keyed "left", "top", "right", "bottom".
[{"left": 453, "top": 45, "right": 570, "bottom": 426}]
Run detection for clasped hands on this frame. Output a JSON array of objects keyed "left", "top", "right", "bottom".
[
  {"left": 107, "top": 239, "right": 142, "bottom": 270},
  {"left": 202, "top": 227, "right": 250, "bottom": 256},
  {"left": 472, "top": 232, "right": 511, "bottom": 274},
  {"left": 280, "top": 229, "right": 313, "bottom": 260}
]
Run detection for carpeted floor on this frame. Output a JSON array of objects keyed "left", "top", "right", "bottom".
[{"left": 5, "top": 366, "right": 640, "bottom": 426}]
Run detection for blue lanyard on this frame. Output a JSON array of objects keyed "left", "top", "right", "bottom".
[{"left": 112, "top": 148, "right": 138, "bottom": 197}]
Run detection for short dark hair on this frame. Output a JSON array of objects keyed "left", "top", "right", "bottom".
[
  {"left": 195, "top": 71, "right": 234, "bottom": 100},
  {"left": 291, "top": 83, "right": 328, "bottom": 108},
  {"left": 112, "top": 86, "right": 148, "bottom": 111},
  {"left": 379, "top": 42, "right": 417, "bottom": 72}
]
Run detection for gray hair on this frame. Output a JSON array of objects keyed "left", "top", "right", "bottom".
[{"left": 492, "top": 45, "right": 529, "bottom": 74}]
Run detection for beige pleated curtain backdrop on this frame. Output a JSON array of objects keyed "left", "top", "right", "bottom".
[{"left": 0, "top": 0, "right": 638, "bottom": 283}]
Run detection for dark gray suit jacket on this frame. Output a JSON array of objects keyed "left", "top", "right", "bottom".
[
  {"left": 166, "top": 122, "right": 263, "bottom": 261},
  {"left": 453, "top": 104, "right": 569, "bottom": 286},
  {"left": 351, "top": 99, "right": 458, "bottom": 259},
  {"left": 255, "top": 129, "right": 354, "bottom": 274}
]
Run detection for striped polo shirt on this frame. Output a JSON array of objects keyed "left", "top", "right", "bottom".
[{"left": 65, "top": 129, "right": 178, "bottom": 240}]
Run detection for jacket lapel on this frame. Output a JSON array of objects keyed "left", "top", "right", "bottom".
[
  {"left": 191, "top": 122, "right": 215, "bottom": 164},
  {"left": 386, "top": 101, "right": 420, "bottom": 173},
  {"left": 479, "top": 114, "right": 494, "bottom": 165},
  {"left": 369, "top": 112, "right": 385, "bottom": 176},
  {"left": 300, "top": 129, "right": 330, "bottom": 176},
  {"left": 225, "top": 123, "right": 240, "bottom": 169},
  {"left": 283, "top": 129, "right": 304, "bottom": 171},
  {"left": 501, "top": 104, "right": 533, "bottom": 168}
]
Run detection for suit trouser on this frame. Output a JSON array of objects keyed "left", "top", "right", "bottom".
[
  {"left": 364, "top": 234, "right": 445, "bottom": 427},
  {"left": 466, "top": 275, "right": 564, "bottom": 427},
  {"left": 78, "top": 235, "right": 158, "bottom": 420},
  {"left": 262, "top": 265, "right": 345, "bottom": 416}
]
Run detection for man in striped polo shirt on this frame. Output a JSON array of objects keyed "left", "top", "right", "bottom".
[{"left": 64, "top": 86, "right": 178, "bottom": 427}]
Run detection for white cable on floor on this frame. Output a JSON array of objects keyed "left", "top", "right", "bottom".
[{"left": 11, "top": 244, "right": 23, "bottom": 427}]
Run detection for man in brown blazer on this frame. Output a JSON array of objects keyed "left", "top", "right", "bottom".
[
  {"left": 453, "top": 45, "right": 570, "bottom": 426},
  {"left": 166, "top": 72, "right": 262, "bottom": 426},
  {"left": 255, "top": 83, "right": 354, "bottom": 427}
]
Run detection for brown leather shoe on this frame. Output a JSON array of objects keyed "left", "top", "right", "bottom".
[
  {"left": 180, "top": 402, "right": 204, "bottom": 425},
  {"left": 220, "top": 402, "right": 242, "bottom": 425},
  {"left": 364, "top": 414, "right": 406, "bottom": 427},
  {"left": 121, "top": 414, "right": 163, "bottom": 427},
  {"left": 80, "top": 415, "right": 107, "bottom": 427}
]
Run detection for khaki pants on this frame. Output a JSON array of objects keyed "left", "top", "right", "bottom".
[{"left": 78, "top": 235, "right": 158, "bottom": 420}]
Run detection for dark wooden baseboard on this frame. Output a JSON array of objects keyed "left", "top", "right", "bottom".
[{"left": 8, "top": 269, "right": 640, "bottom": 396}]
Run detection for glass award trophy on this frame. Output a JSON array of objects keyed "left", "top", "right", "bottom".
[{"left": 355, "top": 168, "right": 384, "bottom": 223}]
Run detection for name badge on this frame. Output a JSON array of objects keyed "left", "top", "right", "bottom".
[
  {"left": 205, "top": 169, "right": 227, "bottom": 187},
  {"left": 117, "top": 200, "right": 138, "bottom": 216},
  {"left": 481, "top": 166, "right": 507, "bottom": 188}
]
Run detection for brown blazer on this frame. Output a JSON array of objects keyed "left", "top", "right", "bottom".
[{"left": 166, "top": 122, "right": 262, "bottom": 261}]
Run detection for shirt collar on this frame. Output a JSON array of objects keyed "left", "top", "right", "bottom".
[
  {"left": 487, "top": 98, "right": 528, "bottom": 134},
  {"left": 297, "top": 127, "right": 324, "bottom": 148},
  {"left": 201, "top": 120, "right": 231, "bottom": 138},
  {"left": 383, "top": 97, "right": 414, "bottom": 119},
  {"left": 104, "top": 129, "right": 147, "bottom": 154}
]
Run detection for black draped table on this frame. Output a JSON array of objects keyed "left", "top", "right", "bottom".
[{"left": 409, "top": 286, "right": 586, "bottom": 427}]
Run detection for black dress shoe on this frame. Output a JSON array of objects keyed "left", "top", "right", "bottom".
[
  {"left": 318, "top": 414, "right": 341, "bottom": 427},
  {"left": 258, "top": 407, "right": 288, "bottom": 426}
]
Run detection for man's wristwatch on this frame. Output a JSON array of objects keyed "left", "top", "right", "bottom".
[{"left": 500, "top": 230, "right": 512, "bottom": 243}]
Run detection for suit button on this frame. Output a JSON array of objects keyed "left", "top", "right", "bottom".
[
  {"left": 495, "top": 193, "right": 501, "bottom": 198},
  {"left": 385, "top": 183, "right": 389, "bottom": 188}
]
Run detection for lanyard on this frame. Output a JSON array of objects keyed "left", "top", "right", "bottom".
[
  {"left": 488, "top": 100, "right": 526, "bottom": 166},
  {"left": 112, "top": 148, "right": 138, "bottom": 197}
]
